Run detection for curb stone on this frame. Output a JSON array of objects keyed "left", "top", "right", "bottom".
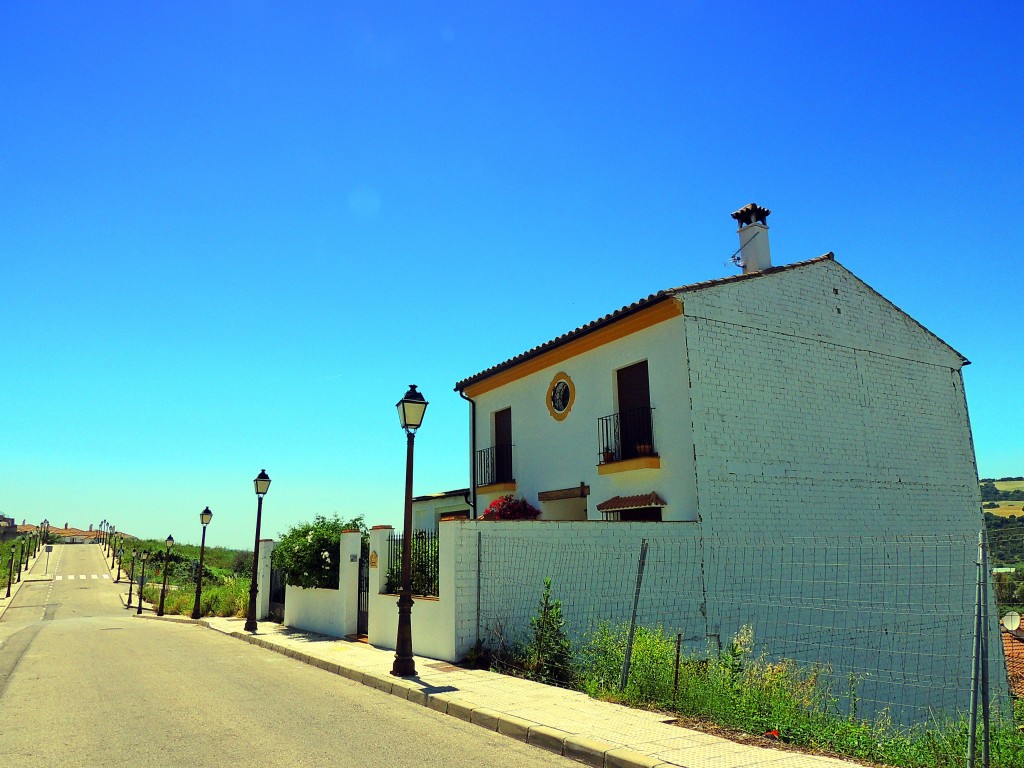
[{"left": 564, "top": 735, "right": 618, "bottom": 768}]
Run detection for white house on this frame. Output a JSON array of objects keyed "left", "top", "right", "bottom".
[
  {"left": 455, "top": 203, "right": 981, "bottom": 540},
  {"left": 442, "top": 204, "right": 1000, "bottom": 724},
  {"left": 411, "top": 488, "right": 471, "bottom": 532},
  {"left": 284, "top": 204, "right": 1000, "bottom": 725}
]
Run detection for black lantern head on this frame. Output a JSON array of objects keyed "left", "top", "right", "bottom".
[{"left": 396, "top": 384, "right": 428, "bottom": 432}]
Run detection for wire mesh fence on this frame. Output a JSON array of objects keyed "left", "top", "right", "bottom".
[{"left": 477, "top": 528, "right": 1015, "bottom": 730}]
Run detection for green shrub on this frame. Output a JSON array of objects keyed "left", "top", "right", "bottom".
[{"left": 272, "top": 514, "right": 366, "bottom": 589}]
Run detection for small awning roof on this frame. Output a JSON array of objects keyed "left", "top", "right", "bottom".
[{"left": 596, "top": 492, "right": 667, "bottom": 513}]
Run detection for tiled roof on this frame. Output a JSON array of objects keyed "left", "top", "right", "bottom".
[
  {"left": 454, "top": 255, "right": 834, "bottom": 391},
  {"left": 596, "top": 493, "right": 667, "bottom": 512},
  {"left": 1003, "top": 628, "right": 1024, "bottom": 698}
]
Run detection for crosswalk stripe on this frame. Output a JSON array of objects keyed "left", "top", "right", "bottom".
[
  {"left": 80, "top": 575, "right": 87, "bottom": 580},
  {"left": 90, "top": 574, "right": 98, "bottom": 580},
  {"left": 56, "top": 575, "right": 63, "bottom": 581},
  {"left": 101, "top": 574, "right": 109, "bottom": 579},
  {"left": 66, "top": 575, "right": 74, "bottom": 580}
]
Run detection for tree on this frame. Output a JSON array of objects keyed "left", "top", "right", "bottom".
[{"left": 521, "top": 577, "right": 574, "bottom": 686}]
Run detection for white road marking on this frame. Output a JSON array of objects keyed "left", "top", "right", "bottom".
[
  {"left": 66, "top": 575, "right": 74, "bottom": 580},
  {"left": 56, "top": 576, "right": 64, "bottom": 581},
  {"left": 90, "top": 574, "right": 98, "bottom": 580}
]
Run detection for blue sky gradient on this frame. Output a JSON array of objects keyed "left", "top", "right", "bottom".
[{"left": 1, "top": 3, "right": 1020, "bottom": 548}]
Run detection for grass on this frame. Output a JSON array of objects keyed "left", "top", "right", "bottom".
[
  {"left": 994, "top": 481, "right": 1024, "bottom": 493},
  {"left": 494, "top": 617, "right": 1024, "bottom": 768},
  {"left": 988, "top": 502, "right": 1024, "bottom": 517},
  {"left": 141, "top": 577, "right": 250, "bottom": 617}
]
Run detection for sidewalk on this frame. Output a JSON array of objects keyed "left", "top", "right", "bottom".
[
  {"left": 187, "top": 616, "right": 860, "bottom": 768},
  {"left": 0, "top": 544, "right": 52, "bottom": 621}
]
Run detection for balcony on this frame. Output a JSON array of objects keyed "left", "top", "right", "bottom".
[
  {"left": 476, "top": 443, "right": 514, "bottom": 491},
  {"left": 597, "top": 407, "right": 660, "bottom": 473}
]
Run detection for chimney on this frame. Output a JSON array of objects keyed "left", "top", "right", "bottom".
[{"left": 731, "top": 203, "right": 771, "bottom": 274}]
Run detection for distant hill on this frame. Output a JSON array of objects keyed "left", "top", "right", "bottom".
[
  {"left": 980, "top": 477, "right": 1024, "bottom": 502},
  {"left": 985, "top": 511, "right": 1024, "bottom": 567}
]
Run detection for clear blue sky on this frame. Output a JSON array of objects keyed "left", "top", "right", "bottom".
[{"left": 1, "top": 3, "right": 1020, "bottom": 549}]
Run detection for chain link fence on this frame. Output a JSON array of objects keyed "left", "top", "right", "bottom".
[{"left": 477, "top": 530, "right": 1014, "bottom": 729}]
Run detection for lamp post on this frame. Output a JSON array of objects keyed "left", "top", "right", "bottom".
[
  {"left": 136, "top": 550, "right": 150, "bottom": 615},
  {"left": 109, "top": 526, "right": 116, "bottom": 557},
  {"left": 191, "top": 507, "right": 213, "bottom": 620},
  {"left": 244, "top": 470, "right": 271, "bottom": 632},
  {"left": 157, "top": 535, "right": 174, "bottom": 616},
  {"left": 16, "top": 540, "right": 24, "bottom": 581},
  {"left": 99, "top": 520, "right": 106, "bottom": 548},
  {"left": 116, "top": 547, "right": 124, "bottom": 582},
  {"left": 110, "top": 533, "right": 118, "bottom": 569},
  {"left": 392, "top": 384, "right": 428, "bottom": 677},
  {"left": 5, "top": 544, "right": 14, "bottom": 598},
  {"left": 126, "top": 552, "right": 137, "bottom": 607}
]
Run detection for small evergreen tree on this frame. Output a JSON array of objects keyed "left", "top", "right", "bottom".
[{"left": 522, "top": 577, "right": 574, "bottom": 686}]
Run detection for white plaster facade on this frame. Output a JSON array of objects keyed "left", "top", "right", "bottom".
[{"left": 457, "top": 255, "right": 981, "bottom": 538}]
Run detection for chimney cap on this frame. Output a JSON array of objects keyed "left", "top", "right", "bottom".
[{"left": 731, "top": 203, "right": 771, "bottom": 227}]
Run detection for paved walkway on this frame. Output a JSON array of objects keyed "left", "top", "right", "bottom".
[
  {"left": 0, "top": 544, "right": 51, "bottom": 621},
  {"left": 181, "top": 616, "right": 861, "bottom": 768}
]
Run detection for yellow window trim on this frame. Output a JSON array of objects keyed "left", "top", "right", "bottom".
[
  {"left": 597, "top": 456, "right": 662, "bottom": 475},
  {"left": 477, "top": 481, "right": 517, "bottom": 494},
  {"left": 463, "top": 299, "right": 682, "bottom": 397}
]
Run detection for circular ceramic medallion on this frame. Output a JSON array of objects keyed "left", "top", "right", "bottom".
[{"left": 546, "top": 372, "right": 575, "bottom": 421}]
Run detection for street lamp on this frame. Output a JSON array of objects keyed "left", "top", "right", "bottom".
[
  {"left": 110, "top": 532, "right": 118, "bottom": 569},
  {"left": 157, "top": 535, "right": 174, "bottom": 616},
  {"left": 136, "top": 550, "right": 151, "bottom": 615},
  {"left": 244, "top": 470, "right": 271, "bottom": 632},
  {"left": 392, "top": 384, "right": 428, "bottom": 677},
  {"left": 16, "top": 540, "right": 24, "bottom": 582},
  {"left": 191, "top": 507, "right": 213, "bottom": 620},
  {"left": 5, "top": 544, "right": 14, "bottom": 598},
  {"left": 126, "top": 551, "right": 137, "bottom": 608},
  {"left": 116, "top": 547, "right": 124, "bottom": 582}
]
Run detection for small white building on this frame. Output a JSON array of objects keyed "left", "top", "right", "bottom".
[
  {"left": 411, "top": 488, "right": 471, "bottom": 532},
  {"left": 455, "top": 203, "right": 981, "bottom": 539}
]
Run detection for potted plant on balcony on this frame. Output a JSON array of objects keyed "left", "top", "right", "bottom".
[
  {"left": 635, "top": 442, "right": 653, "bottom": 456},
  {"left": 602, "top": 446, "right": 615, "bottom": 463}
]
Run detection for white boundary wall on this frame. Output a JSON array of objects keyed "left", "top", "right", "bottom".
[
  {"left": 256, "top": 539, "right": 275, "bottom": 620},
  {"left": 283, "top": 530, "right": 362, "bottom": 638},
  {"left": 367, "top": 525, "right": 457, "bottom": 661}
]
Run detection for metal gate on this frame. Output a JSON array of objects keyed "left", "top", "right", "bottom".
[
  {"left": 356, "top": 540, "right": 369, "bottom": 635},
  {"left": 268, "top": 565, "right": 286, "bottom": 623}
]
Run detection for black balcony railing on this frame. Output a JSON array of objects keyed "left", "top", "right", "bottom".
[
  {"left": 476, "top": 443, "right": 514, "bottom": 486},
  {"left": 385, "top": 531, "right": 439, "bottom": 597},
  {"left": 598, "top": 407, "right": 656, "bottom": 464}
]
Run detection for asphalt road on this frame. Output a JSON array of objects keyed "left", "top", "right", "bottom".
[{"left": 0, "top": 544, "right": 574, "bottom": 768}]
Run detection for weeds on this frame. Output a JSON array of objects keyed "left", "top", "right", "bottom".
[
  {"left": 487, "top": 581, "right": 1024, "bottom": 768},
  {"left": 141, "top": 577, "right": 249, "bottom": 618}
]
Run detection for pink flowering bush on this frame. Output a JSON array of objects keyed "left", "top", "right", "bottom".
[{"left": 482, "top": 495, "right": 541, "bottom": 521}]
